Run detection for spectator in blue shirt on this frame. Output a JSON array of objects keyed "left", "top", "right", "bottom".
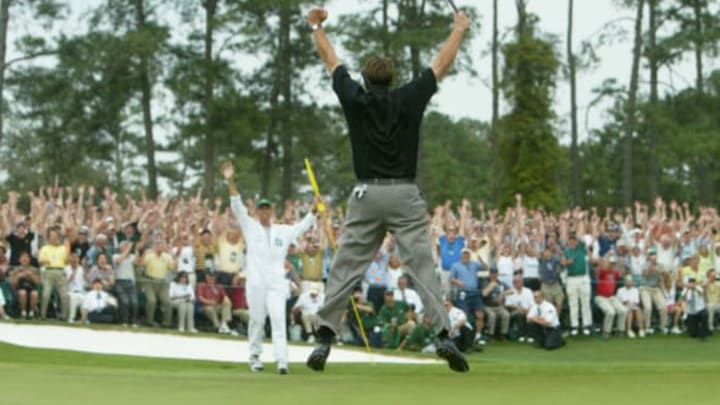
[
  {"left": 438, "top": 227, "right": 465, "bottom": 295},
  {"left": 450, "top": 249, "right": 486, "bottom": 345},
  {"left": 364, "top": 250, "right": 388, "bottom": 313}
]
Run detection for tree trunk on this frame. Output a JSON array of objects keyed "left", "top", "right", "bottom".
[
  {"left": 0, "top": 0, "right": 10, "bottom": 149},
  {"left": 382, "top": 0, "right": 390, "bottom": 56},
  {"left": 648, "top": 0, "right": 660, "bottom": 200},
  {"left": 490, "top": 0, "right": 500, "bottom": 205},
  {"left": 692, "top": 0, "right": 704, "bottom": 95},
  {"left": 134, "top": 0, "right": 158, "bottom": 199},
  {"left": 261, "top": 82, "right": 279, "bottom": 197},
  {"left": 691, "top": 0, "right": 710, "bottom": 203},
  {"left": 279, "top": 5, "right": 294, "bottom": 203},
  {"left": 621, "top": 0, "right": 645, "bottom": 207},
  {"left": 202, "top": 0, "right": 218, "bottom": 199},
  {"left": 567, "top": 0, "right": 581, "bottom": 205}
]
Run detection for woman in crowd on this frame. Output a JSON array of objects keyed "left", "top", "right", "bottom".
[{"left": 170, "top": 271, "right": 196, "bottom": 333}]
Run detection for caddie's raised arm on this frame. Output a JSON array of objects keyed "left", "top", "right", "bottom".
[{"left": 221, "top": 162, "right": 250, "bottom": 231}]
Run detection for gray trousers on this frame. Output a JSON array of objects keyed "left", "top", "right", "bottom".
[{"left": 317, "top": 183, "right": 449, "bottom": 336}]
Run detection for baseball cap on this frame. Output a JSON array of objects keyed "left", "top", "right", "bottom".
[
  {"left": 647, "top": 247, "right": 657, "bottom": 256},
  {"left": 79, "top": 226, "right": 90, "bottom": 235},
  {"left": 489, "top": 268, "right": 498, "bottom": 273},
  {"left": 461, "top": 248, "right": 472, "bottom": 255},
  {"left": 310, "top": 285, "right": 321, "bottom": 295},
  {"left": 256, "top": 198, "right": 272, "bottom": 209}
]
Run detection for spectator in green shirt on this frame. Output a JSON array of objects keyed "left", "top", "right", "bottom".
[
  {"left": 378, "top": 290, "right": 415, "bottom": 348},
  {"left": 562, "top": 234, "right": 593, "bottom": 336},
  {"left": 398, "top": 314, "right": 435, "bottom": 352}
]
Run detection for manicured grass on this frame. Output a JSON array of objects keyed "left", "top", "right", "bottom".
[{"left": 1, "top": 335, "right": 718, "bottom": 405}]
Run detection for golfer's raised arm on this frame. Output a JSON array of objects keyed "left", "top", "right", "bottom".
[
  {"left": 308, "top": 8, "right": 340, "bottom": 74},
  {"left": 431, "top": 12, "right": 471, "bottom": 81}
]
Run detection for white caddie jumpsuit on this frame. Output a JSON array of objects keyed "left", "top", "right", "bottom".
[{"left": 230, "top": 195, "right": 316, "bottom": 367}]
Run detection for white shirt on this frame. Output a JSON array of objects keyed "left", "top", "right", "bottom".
[
  {"left": 522, "top": 256, "right": 539, "bottom": 279},
  {"left": 655, "top": 243, "right": 677, "bottom": 273},
  {"left": 504, "top": 286, "right": 533, "bottom": 310},
  {"left": 230, "top": 195, "right": 316, "bottom": 287},
  {"left": 65, "top": 265, "right": 86, "bottom": 293},
  {"left": 527, "top": 301, "right": 560, "bottom": 328},
  {"left": 83, "top": 290, "right": 112, "bottom": 312},
  {"left": 169, "top": 282, "right": 195, "bottom": 302},
  {"left": 629, "top": 255, "right": 647, "bottom": 276},
  {"left": 294, "top": 291, "right": 324, "bottom": 315},
  {"left": 616, "top": 286, "right": 640, "bottom": 305},
  {"left": 448, "top": 306, "right": 470, "bottom": 338},
  {"left": 681, "top": 286, "right": 706, "bottom": 314},
  {"left": 393, "top": 287, "right": 424, "bottom": 314},
  {"left": 175, "top": 246, "right": 195, "bottom": 273},
  {"left": 386, "top": 267, "right": 404, "bottom": 290},
  {"left": 497, "top": 255, "right": 515, "bottom": 280}
]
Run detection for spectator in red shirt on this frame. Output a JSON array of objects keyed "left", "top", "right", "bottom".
[
  {"left": 196, "top": 271, "right": 233, "bottom": 334},
  {"left": 229, "top": 272, "right": 249, "bottom": 335},
  {"left": 594, "top": 258, "right": 628, "bottom": 338}
]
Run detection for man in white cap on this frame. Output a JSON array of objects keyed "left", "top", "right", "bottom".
[
  {"left": 292, "top": 285, "right": 325, "bottom": 343},
  {"left": 222, "top": 161, "right": 319, "bottom": 375}
]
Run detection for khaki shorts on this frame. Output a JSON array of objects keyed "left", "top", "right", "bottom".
[{"left": 541, "top": 283, "right": 565, "bottom": 304}]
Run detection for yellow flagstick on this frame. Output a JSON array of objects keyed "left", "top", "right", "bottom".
[
  {"left": 304, "top": 157, "right": 372, "bottom": 362},
  {"left": 304, "top": 158, "right": 336, "bottom": 250},
  {"left": 350, "top": 295, "right": 374, "bottom": 363}
]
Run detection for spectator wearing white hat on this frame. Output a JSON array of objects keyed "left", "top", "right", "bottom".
[
  {"left": 617, "top": 275, "right": 644, "bottom": 338},
  {"left": 444, "top": 297, "right": 474, "bottom": 352},
  {"left": 292, "top": 285, "right": 325, "bottom": 343}
]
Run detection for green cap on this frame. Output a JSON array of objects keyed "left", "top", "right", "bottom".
[{"left": 256, "top": 198, "right": 273, "bottom": 209}]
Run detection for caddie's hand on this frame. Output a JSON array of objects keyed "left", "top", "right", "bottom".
[
  {"left": 308, "top": 8, "right": 328, "bottom": 26},
  {"left": 454, "top": 11, "right": 471, "bottom": 32},
  {"left": 221, "top": 161, "right": 234, "bottom": 180},
  {"left": 311, "top": 195, "right": 324, "bottom": 214}
]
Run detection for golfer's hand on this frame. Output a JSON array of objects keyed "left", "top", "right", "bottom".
[
  {"left": 308, "top": 8, "right": 328, "bottom": 26},
  {"left": 221, "top": 161, "right": 234, "bottom": 180},
  {"left": 454, "top": 11, "right": 471, "bottom": 32}
]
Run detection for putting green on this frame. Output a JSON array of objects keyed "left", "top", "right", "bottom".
[{"left": 0, "top": 335, "right": 718, "bottom": 405}]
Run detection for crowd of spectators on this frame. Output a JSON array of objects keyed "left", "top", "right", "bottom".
[{"left": 0, "top": 186, "right": 718, "bottom": 352}]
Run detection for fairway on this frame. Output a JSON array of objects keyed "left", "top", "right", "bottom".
[{"left": 1, "top": 336, "right": 718, "bottom": 405}]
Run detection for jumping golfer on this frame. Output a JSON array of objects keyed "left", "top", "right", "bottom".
[
  {"left": 306, "top": 7, "right": 472, "bottom": 372},
  {"left": 222, "top": 162, "right": 319, "bottom": 375}
]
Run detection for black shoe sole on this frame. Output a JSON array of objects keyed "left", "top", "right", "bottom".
[
  {"left": 306, "top": 346, "right": 330, "bottom": 372},
  {"left": 436, "top": 346, "right": 470, "bottom": 373}
]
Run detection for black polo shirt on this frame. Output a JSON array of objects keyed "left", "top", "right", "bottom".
[
  {"left": 6, "top": 232, "right": 35, "bottom": 266},
  {"left": 332, "top": 65, "right": 438, "bottom": 180}
]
